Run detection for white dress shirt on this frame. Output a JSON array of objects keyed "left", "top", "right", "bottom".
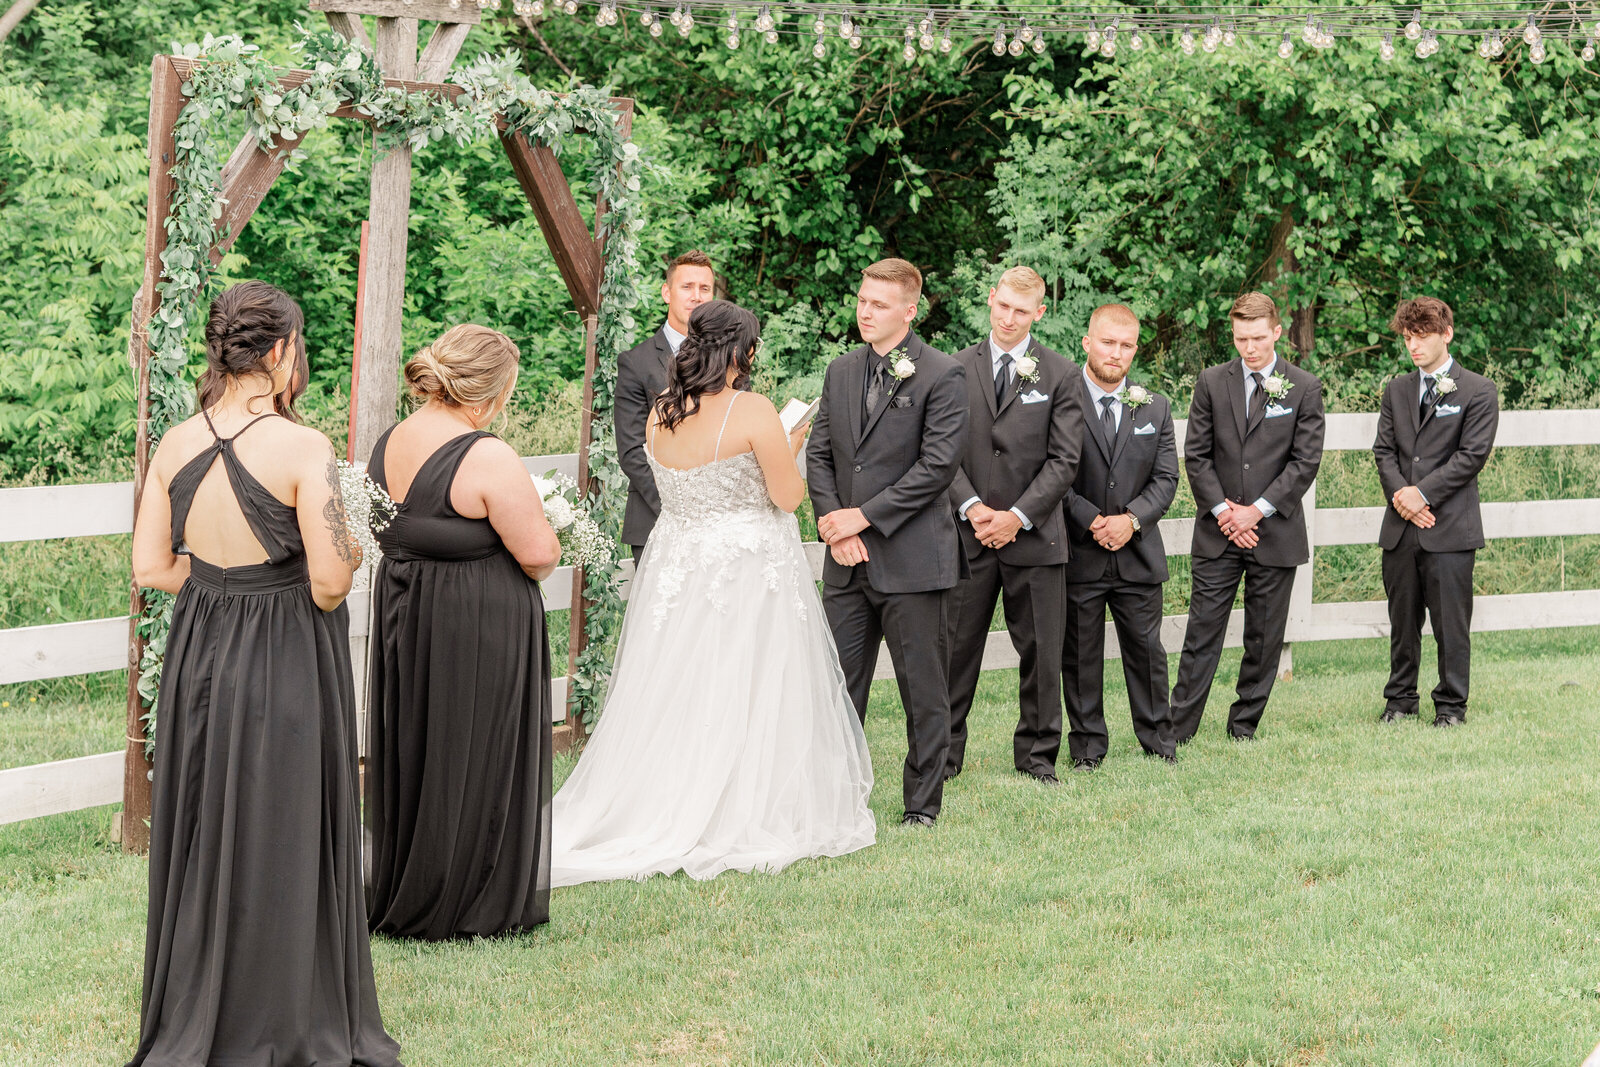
[
  {"left": 1083, "top": 368, "right": 1124, "bottom": 432},
  {"left": 1419, "top": 356, "right": 1454, "bottom": 406},
  {"left": 1210, "top": 355, "right": 1280, "bottom": 520},
  {"left": 662, "top": 321, "right": 685, "bottom": 354},
  {"left": 958, "top": 334, "right": 1036, "bottom": 531}
]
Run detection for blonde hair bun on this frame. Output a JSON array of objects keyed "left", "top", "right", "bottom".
[{"left": 403, "top": 325, "right": 520, "bottom": 409}]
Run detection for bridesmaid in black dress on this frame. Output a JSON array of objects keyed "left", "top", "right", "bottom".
[
  {"left": 365, "top": 324, "right": 562, "bottom": 940},
  {"left": 128, "top": 282, "right": 400, "bottom": 1065}
]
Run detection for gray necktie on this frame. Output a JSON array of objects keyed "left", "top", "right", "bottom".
[
  {"left": 1248, "top": 371, "right": 1266, "bottom": 424},
  {"left": 1421, "top": 376, "right": 1437, "bottom": 419},
  {"left": 864, "top": 357, "right": 887, "bottom": 419},
  {"left": 1099, "top": 395, "right": 1117, "bottom": 449},
  {"left": 995, "top": 353, "right": 1013, "bottom": 407}
]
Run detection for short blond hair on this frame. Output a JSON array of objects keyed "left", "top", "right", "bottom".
[
  {"left": 862, "top": 258, "right": 922, "bottom": 302},
  {"left": 404, "top": 324, "right": 520, "bottom": 408},
  {"left": 996, "top": 265, "right": 1046, "bottom": 298},
  {"left": 1230, "top": 292, "right": 1280, "bottom": 327},
  {"left": 1088, "top": 303, "right": 1139, "bottom": 333}
]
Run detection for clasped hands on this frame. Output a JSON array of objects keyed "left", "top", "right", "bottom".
[
  {"left": 966, "top": 503, "right": 1022, "bottom": 550},
  {"left": 818, "top": 507, "right": 871, "bottom": 566},
  {"left": 1391, "top": 485, "right": 1436, "bottom": 528},
  {"left": 1216, "top": 499, "right": 1263, "bottom": 549},
  {"left": 1089, "top": 512, "right": 1135, "bottom": 551}
]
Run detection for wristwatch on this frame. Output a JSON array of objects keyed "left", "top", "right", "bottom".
[{"left": 1125, "top": 511, "right": 1141, "bottom": 533}]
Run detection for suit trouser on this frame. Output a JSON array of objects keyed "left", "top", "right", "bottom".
[
  {"left": 1382, "top": 527, "right": 1475, "bottom": 718},
  {"left": 823, "top": 568, "right": 951, "bottom": 818},
  {"left": 944, "top": 552, "right": 1065, "bottom": 777},
  {"left": 1170, "top": 546, "right": 1296, "bottom": 741},
  {"left": 1063, "top": 572, "right": 1173, "bottom": 760}
]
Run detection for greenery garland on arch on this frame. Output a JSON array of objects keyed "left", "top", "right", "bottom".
[{"left": 136, "top": 28, "right": 643, "bottom": 750}]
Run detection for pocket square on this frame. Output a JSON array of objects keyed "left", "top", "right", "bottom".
[
  {"left": 1019, "top": 390, "right": 1049, "bottom": 404},
  {"left": 889, "top": 396, "right": 916, "bottom": 408},
  {"left": 1132, "top": 423, "right": 1156, "bottom": 436},
  {"left": 1434, "top": 403, "right": 1461, "bottom": 417},
  {"left": 1264, "top": 403, "right": 1293, "bottom": 418}
]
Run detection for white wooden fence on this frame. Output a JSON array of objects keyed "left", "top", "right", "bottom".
[{"left": 3, "top": 412, "right": 1598, "bottom": 825}]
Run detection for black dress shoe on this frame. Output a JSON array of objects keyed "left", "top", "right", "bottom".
[
  {"left": 1431, "top": 715, "right": 1465, "bottom": 728},
  {"left": 900, "top": 812, "right": 936, "bottom": 828},
  {"left": 1022, "top": 771, "right": 1060, "bottom": 786},
  {"left": 1379, "top": 707, "right": 1419, "bottom": 723},
  {"left": 1228, "top": 731, "right": 1256, "bottom": 742},
  {"left": 1155, "top": 752, "right": 1177, "bottom": 765},
  {"left": 943, "top": 766, "right": 961, "bottom": 782},
  {"left": 1071, "top": 757, "right": 1101, "bottom": 773}
]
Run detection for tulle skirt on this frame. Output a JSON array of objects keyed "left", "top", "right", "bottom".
[{"left": 551, "top": 513, "right": 876, "bottom": 885}]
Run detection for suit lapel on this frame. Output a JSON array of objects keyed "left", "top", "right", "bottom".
[
  {"left": 1225, "top": 361, "right": 1248, "bottom": 443},
  {"left": 1081, "top": 375, "right": 1113, "bottom": 464},
  {"left": 1109, "top": 390, "right": 1136, "bottom": 465},
  {"left": 977, "top": 344, "right": 999, "bottom": 420},
  {"left": 1396, "top": 370, "right": 1421, "bottom": 451},
  {"left": 859, "top": 337, "right": 913, "bottom": 446},
  {"left": 847, "top": 347, "right": 868, "bottom": 448}
]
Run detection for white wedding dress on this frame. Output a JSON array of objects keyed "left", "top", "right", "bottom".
[{"left": 550, "top": 398, "right": 876, "bottom": 885}]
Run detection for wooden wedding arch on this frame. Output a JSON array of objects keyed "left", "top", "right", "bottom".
[{"left": 122, "top": 0, "right": 631, "bottom": 852}]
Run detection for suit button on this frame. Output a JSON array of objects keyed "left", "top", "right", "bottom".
[
  {"left": 1243, "top": 463, "right": 1251, "bottom": 470},
  {"left": 993, "top": 449, "right": 1002, "bottom": 457},
  {"left": 1108, "top": 481, "right": 1116, "bottom": 488},
  {"left": 1413, "top": 456, "right": 1420, "bottom": 462},
  {"left": 853, "top": 464, "right": 862, "bottom": 473}
]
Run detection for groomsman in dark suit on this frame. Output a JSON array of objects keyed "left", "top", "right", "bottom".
[
  {"left": 1062, "top": 304, "right": 1180, "bottom": 768},
  {"left": 1373, "top": 296, "right": 1499, "bottom": 727},
  {"left": 808, "top": 258, "right": 969, "bottom": 827},
  {"left": 1170, "top": 292, "right": 1325, "bottom": 742},
  {"left": 943, "top": 266, "right": 1083, "bottom": 785},
  {"left": 613, "top": 250, "right": 716, "bottom": 562}
]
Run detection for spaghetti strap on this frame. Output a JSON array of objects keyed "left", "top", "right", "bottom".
[
  {"left": 201, "top": 407, "right": 221, "bottom": 440},
  {"left": 199, "top": 408, "right": 279, "bottom": 442},
  {"left": 712, "top": 391, "right": 741, "bottom": 461}
]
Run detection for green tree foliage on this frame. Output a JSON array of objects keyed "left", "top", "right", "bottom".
[{"left": 989, "top": 32, "right": 1600, "bottom": 404}]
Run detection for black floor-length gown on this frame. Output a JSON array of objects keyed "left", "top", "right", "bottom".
[
  {"left": 130, "top": 412, "right": 401, "bottom": 1066},
  {"left": 364, "top": 428, "right": 552, "bottom": 940}
]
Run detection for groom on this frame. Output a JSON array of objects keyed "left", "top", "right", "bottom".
[{"left": 808, "top": 258, "right": 969, "bottom": 828}]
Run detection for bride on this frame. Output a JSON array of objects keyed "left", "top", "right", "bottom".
[{"left": 551, "top": 301, "right": 876, "bottom": 885}]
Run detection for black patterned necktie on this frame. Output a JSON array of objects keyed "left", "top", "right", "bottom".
[
  {"left": 1248, "top": 371, "right": 1266, "bottom": 423},
  {"left": 1099, "top": 395, "right": 1117, "bottom": 449},
  {"left": 864, "top": 357, "right": 887, "bottom": 419},
  {"left": 1420, "top": 375, "right": 1438, "bottom": 420},
  {"left": 995, "top": 352, "right": 1013, "bottom": 408}
]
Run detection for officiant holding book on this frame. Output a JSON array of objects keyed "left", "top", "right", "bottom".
[{"left": 943, "top": 266, "right": 1083, "bottom": 785}]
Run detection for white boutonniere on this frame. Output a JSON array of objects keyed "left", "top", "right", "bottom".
[
  {"left": 1434, "top": 372, "right": 1457, "bottom": 395},
  {"left": 1261, "top": 373, "right": 1294, "bottom": 400},
  {"left": 890, "top": 356, "right": 916, "bottom": 381},
  {"left": 1014, "top": 354, "right": 1040, "bottom": 382},
  {"left": 1117, "top": 383, "right": 1152, "bottom": 409}
]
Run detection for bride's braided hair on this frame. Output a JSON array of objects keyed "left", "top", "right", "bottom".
[{"left": 653, "top": 301, "right": 760, "bottom": 432}]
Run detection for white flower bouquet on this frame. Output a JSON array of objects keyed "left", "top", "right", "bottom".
[
  {"left": 336, "top": 459, "right": 396, "bottom": 563},
  {"left": 532, "top": 470, "right": 612, "bottom": 570}
]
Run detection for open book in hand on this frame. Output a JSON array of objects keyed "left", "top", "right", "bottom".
[{"left": 780, "top": 396, "right": 821, "bottom": 435}]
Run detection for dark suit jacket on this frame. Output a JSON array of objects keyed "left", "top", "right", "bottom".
[
  {"left": 807, "top": 332, "right": 968, "bottom": 594},
  {"left": 1373, "top": 364, "right": 1499, "bottom": 552},
  {"left": 614, "top": 328, "right": 673, "bottom": 547},
  {"left": 947, "top": 339, "right": 1083, "bottom": 567},
  {"left": 1184, "top": 357, "right": 1326, "bottom": 569},
  {"left": 1064, "top": 380, "right": 1179, "bottom": 585}
]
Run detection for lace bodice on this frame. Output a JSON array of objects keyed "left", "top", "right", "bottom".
[{"left": 641, "top": 404, "right": 810, "bottom": 628}]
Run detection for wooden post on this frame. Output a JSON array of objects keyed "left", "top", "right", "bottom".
[
  {"left": 1279, "top": 477, "right": 1317, "bottom": 681},
  {"left": 122, "top": 55, "right": 187, "bottom": 854},
  {"left": 348, "top": 15, "right": 418, "bottom": 463}
]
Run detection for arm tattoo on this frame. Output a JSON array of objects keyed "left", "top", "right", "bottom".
[{"left": 322, "top": 453, "right": 356, "bottom": 566}]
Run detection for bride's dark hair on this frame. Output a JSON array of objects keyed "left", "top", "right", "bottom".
[{"left": 653, "top": 301, "right": 760, "bottom": 432}]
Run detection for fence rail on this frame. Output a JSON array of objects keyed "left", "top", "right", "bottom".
[{"left": 3, "top": 413, "right": 1598, "bottom": 825}]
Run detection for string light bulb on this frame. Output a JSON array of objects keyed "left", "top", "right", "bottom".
[
  {"left": 918, "top": 12, "right": 933, "bottom": 36},
  {"left": 1302, "top": 13, "right": 1317, "bottom": 44},
  {"left": 725, "top": 29, "right": 739, "bottom": 47},
  {"left": 668, "top": 3, "right": 682, "bottom": 25},
  {"left": 762, "top": 28, "right": 777, "bottom": 43},
  {"left": 1019, "top": 21, "right": 1034, "bottom": 44},
  {"left": 1278, "top": 31, "right": 1293, "bottom": 58},
  {"left": 1379, "top": 31, "right": 1395, "bottom": 61},
  {"left": 1404, "top": 8, "right": 1422, "bottom": 41},
  {"left": 1415, "top": 27, "right": 1435, "bottom": 58},
  {"left": 1100, "top": 20, "right": 1117, "bottom": 57},
  {"left": 992, "top": 26, "right": 1006, "bottom": 56},
  {"left": 562, "top": 0, "right": 577, "bottom": 15},
  {"left": 839, "top": 14, "right": 852, "bottom": 39},
  {"left": 812, "top": 12, "right": 825, "bottom": 35},
  {"left": 812, "top": 38, "right": 825, "bottom": 58},
  {"left": 1180, "top": 28, "right": 1196, "bottom": 55},
  {"left": 1477, "top": 32, "right": 1493, "bottom": 58},
  {"left": 754, "top": 5, "right": 773, "bottom": 32},
  {"left": 1222, "top": 23, "right": 1237, "bottom": 48},
  {"left": 1523, "top": 17, "right": 1541, "bottom": 46},
  {"left": 1031, "top": 31, "right": 1046, "bottom": 54},
  {"left": 1530, "top": 38, "right": 1547, "bottom": 63},
  {"left": 1085, "top": 19, "right": 1102, "bottom": 51},
  {"left": 904, "top": 40, "right": 918, "bottom": 62},
  {"left": 1011, "top": 32, "right": 1027, "bottom": 57},
  {"left": 1583, "top": 37, "right": 1597, "bottom": 62},
  {"left": 676, "top": 7, "right": 692, "bottom": 36},
  {"left": 650, "top": 18, "right": 664, "bottom": 36},
  {"left": 1490, "top": 31, "right": 1504, "bottom": 56},
  {"left": 1128, "top": 24, "right": 1143, "bottom": 51},
  {"left": 849, "top": 29, "right": 862, "bottom": 48},
  {"left": 939, "top": 25, "right": 953, "bottom": 53}
]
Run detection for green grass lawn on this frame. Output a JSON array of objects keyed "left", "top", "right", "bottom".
[{"left": 2, "top": 629, "right": 1599, "bottom": 1065}]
